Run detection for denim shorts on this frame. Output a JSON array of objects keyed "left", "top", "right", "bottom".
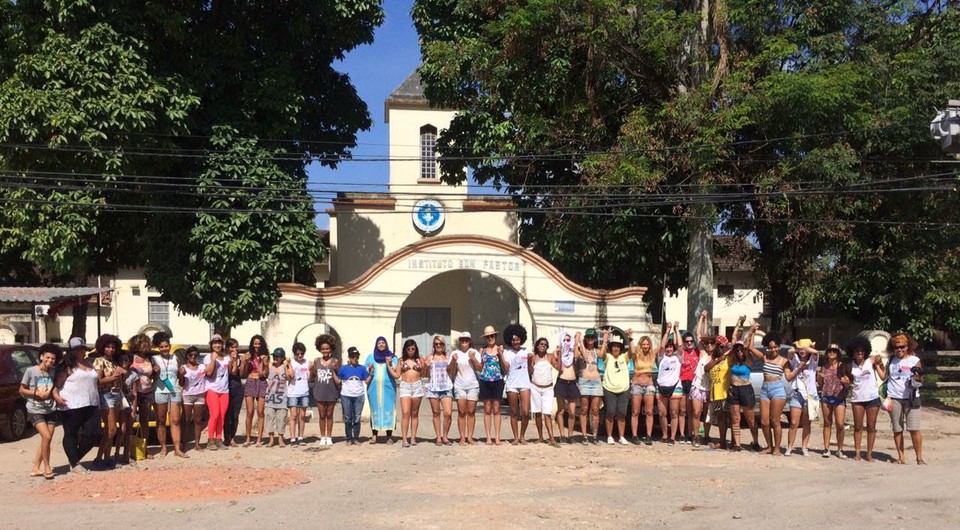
[
  {"left": 630, "top": 383, "right": 657, "bottom": 396},
  {"left": 183, "top": 393, "right": 205, "bottom": 406},
  {"left": 100, "top": 390, "right": 121, "bottom": 410},
  {"left": 577, "top": 378, "right": 603, "bottom": 397},
  {"left": 454, "top": 386, "right": 480, "bottom": 401},
  {"left": 426, "top": 387, "right": 453, "bottom": 400},
  {"left": 287, "top": 395, "right": 309, "bottom": 408},
  {"left": 399, "top": 380, "right": 425, "bottom": 398},
  {"left": 155, "top": 391, "right": 183, "bottom": 405},
  {"left": 789, "top": 389, "right": 807, "bottom": 409},
  {"left": 760, "top": 381, "right": 786, "bottom": 400}
]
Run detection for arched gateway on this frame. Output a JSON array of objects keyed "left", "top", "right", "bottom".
[{"left": 273, "top": 235, "right": 651, "bottom": 355}]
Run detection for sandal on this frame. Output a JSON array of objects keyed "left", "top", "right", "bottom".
[{"left": 43, "top": 472, "right": 55, "bottom": 480}]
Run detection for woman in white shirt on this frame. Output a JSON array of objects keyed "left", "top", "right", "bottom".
[
  {"left": 450, "top": 332, "right": 480, "bottom": 445},
  {"left": 846, "top": 336, "right": 886, "bottom": 462},
  {"left": 53, "top": 338, "right": 102, "bottom": 473},
  {"left": 502, "top": 324, "right": 531, "bottom": 445},
  {"left": 885, "top": 333, "right": 924, "bottom": 465}
]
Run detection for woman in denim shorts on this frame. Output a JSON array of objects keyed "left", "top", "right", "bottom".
[
  {"left": 180, "top": 346, "right": 207, "bottom": 452},
  {"left": 397, "top": 339, "right": 424, "bottom": 447},
  {"left": 92, "top": 334, "right": 124, "bottom": 468},
  {"left": 576, "top": 329, "right": 603, "bottom": 444},
  {"left": 424, "top": 336, "right": 455, "bottom": 445},
  {"left": 152, "top": 332, "right": 186, "bottom": 458}
]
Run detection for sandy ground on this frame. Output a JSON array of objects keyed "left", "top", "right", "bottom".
[{"left": 1, "top": 404, "right": 958, "bottom": 529}]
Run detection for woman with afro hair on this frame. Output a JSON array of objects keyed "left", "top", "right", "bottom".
[
  {"left": 502, "top": 324, "right": 531, "bottom": 445},
  {"left": 846, "top": 336, "right": 886, "bottom": 462}
]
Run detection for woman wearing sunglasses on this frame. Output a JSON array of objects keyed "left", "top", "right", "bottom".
[
  {"left": 601, "top": 329, "right": 630, "bottom": 445},
  {"left": 424, "top": 335, "right": 455, "bottom": 445}
]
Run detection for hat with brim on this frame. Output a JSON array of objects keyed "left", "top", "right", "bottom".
[
  {"left": 209, "top": 334, "right": 224, "bottom": 344},
  {"left": 825, "top": 344, "right": 841, "bottom": 354},
  {"left": 68, "top": 337, "right": 86, "bottom": 350},
  {"left": 584, "top": 328, "right": 597, "bottom": 338},
  {"left": 482, "top": 326, "right": 497, "bottom": 337},
  {"left": 458, "top": 331, "right": 472, "bottom": 341},
  {"left": 347, "top": 347, "right": 360, "bottom": 357}
]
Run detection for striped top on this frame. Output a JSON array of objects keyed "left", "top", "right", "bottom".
[{"left": 762, "top": 359, "right": 784, "bottom": 378}]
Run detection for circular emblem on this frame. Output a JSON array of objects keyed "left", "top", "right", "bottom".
[{"left": 412, "top": 199, "right": 445, "bottom": 235}]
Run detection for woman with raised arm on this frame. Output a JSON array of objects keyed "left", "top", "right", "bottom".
[
  {"left": 424, "top": 335, "right": 456, "bottom": 445},
  {"left": 726, "top": 330, "right": 760, "bottom": 452},
  {"left": 241, "top": 335, "right": 269, "bottom": 447},
  {"left": 553, "top": 330, "right": 579, "bottom": 444},
  {"left": 656, "top": 325, "right": 683, "bottom": 445},
  {"left": 311, "top": 335, "right": 341, "bottom": 446},
  {"left": 502, "top": 324, "right": 532, "bottom": 445},
  {"left": 477, "top": 326, "right": 506, "bottom": 445},
  {"left": 785, "top": 341, "right": 819, "bottom": 456},
  {"left": 678, "top": 315, "right": 703, "bottom": 444},
  {"left": 703, "top": 339, "right": 731, "bottom": 449},
  {"left": 365, "top": 336, "right": 398, "bottom": 444},
  {"left": 885, "top": 333, "right": 924, "bottom": 465},
  {"left": 628, "top": 325, "right": 663, "bottom": 446},
  {"left": 203, "top": 334, "right": 231, "bottom": 450},
  {"left": 397, "top": 339, "right": 424, "bottom": 447},
  {"left": 817, "top": 344, "right": 851, "bottom": 459},
  {"left": 690, "top": 332, "right": 716, "bottom": 448},
  {"left": 600, "top": 330, "right": 630, "bottom": 445},
  {"left": 846, "top": 336, "right": 886, "bottom": 462},
  {"left": 576, "top": 328, "right": 603, "bottom": 444},
  {"left": 746, "top": 325, "right": 801, "bottom": 455},
  {"left": 529, "top": 337, "right": 561, "bottom": 446},
  {"left": 452, "top": 332, "right": 480, "bottom": 445}
]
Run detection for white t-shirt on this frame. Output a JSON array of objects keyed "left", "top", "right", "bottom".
[
  {"left": 452, "top": 348, "right": 479, "bottom": 390},
  {"left": 790, "top": 352, "right": 819, "bottom": 397},
  {"left": 182, "top": 364, "right": 207, "bottom": 396},
  {"left": 504, "top": 348, "right": 531, "bottom": 389},
  {"left": 850, "top": 358, "right": 880, "bottom": 402},
  {"left": 152, "top": 355, "right": 180, "bottom": 394},
  {"left": 886, "top": 355, "right": 920, "bottom": 400},
  {"left": 692, "top": 355, "right": 710, "bottom": 391},
  {"left": 286, "top": 358, "right": 310, "bottom": 398},
  {"left": 202, "top": 355, "right": 230, "bottom": 394},
  {"left": 59, "top": 366, "right": 100, "bottom": 410},
  {"left": 657, "top": 355, "right": 681, "bottom": 388}
]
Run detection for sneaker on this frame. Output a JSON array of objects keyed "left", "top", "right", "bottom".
[
  {"left": 590, "top": 437, "right": 600, "bottom": 445},
  {"left": 619, "top": 437, "right": 630, "bottom": 446},
  {"left": 835, "top": 451, "right": 848, "bottom": 460},
  {"left": 643, "top": 437, "right": 653, "bottom": 446},
  {"left": 581, "top": 437, "right": 589, "bottom": 446},
  {"left": 783, "top": 449, "right": 792, "bottom": 456},
  {"left": 668, "top": 439, "right": 676, "bottom": 446},
  {"left": 692, "top": 436, "right": 701, "bottom": 448},
  {"left": 801, "top": 448, "right": 809, "bottom": 456},
  {"left": 822, "top": 452, "right": 831, "bottom": 458},
  {"left": 684, "top": 436, "right": 692, "bottom": 445},
  {"left": 607, "top": 436, "right": 615, "bottom": 445},
  {"left": 631, "top": 437, "right": 641, "bottom": 445}
]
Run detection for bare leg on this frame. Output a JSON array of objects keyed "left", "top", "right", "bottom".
[
  {"left": 770, "top": 398, "right": 786, "bottom": 454},
  {"left": 834, "top": 404, "right": 846, "bottom": 453},
  {"left": 643, "top": 394, "right": 655, "bottom": 439},
  {"left": 519, "top": 390, "right": 531, "bottom": 442},
  {"left": 508, "top": 392, "right": 520, "bottom": 443},
  {"left": 759, "top": 399, "right": 773, "bottom": 453},
  {"left": 244, "top": 395, "right": 255, "bottom": 445},
  {"left": 852, "top": 403, "right": 866, "bottom": 460},
  {"left": 400, "top": 397, "right": 412, "bottom": 443},
  {"left": 466, "top": 400, "right": 477, "bottom": 443},
  {"left": 170, "top": 403, "right": 185, "bottom": 456},
  {"left": 822, "top": 402, "right": 833, "bottom": 454},
  {"left": 430, "top": 398, "right": 442, "bottom": 442},
  {"left": 865, "top": 405, "right": 880, "bottom": 462},
  {"left": 630, "top": 395, "right": 641, "bottom": 439},
  {"left": 441, "top": 398, "right": 453, "bottom": 442},
  {"left": 658, "top": 395, "right": 671, "bottom": 441},
  {"left": 910, "top": 430, "right": 925, "bottom": 464},
  {"left": 730, "top": 404, "right": 742, "bottom": 447},
  {"left": 457, "top": 398, "right": 469, "bottom": 443},
  {"left": 669, "top": 398, "right": 680, "bottom": 441},
  {"left": 156, "top": 403, "right": 169, "bottom": 457}
]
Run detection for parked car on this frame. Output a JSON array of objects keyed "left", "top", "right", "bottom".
[{"left": 0, "top": 344, "right": 41, "bottom": 441}]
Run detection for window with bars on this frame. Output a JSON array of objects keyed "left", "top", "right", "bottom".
[
  {"left": 148, "top": 298, "right": 170, "bottom": 326},
  {"left": 420, "top": 124, "right": 438, "bottom": 180}
]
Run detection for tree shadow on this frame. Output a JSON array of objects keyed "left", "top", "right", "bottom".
[{"left": 330, "top": 211, "right": 385, "bottom": 286}]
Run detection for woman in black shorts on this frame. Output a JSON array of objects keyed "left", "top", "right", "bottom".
[
  {"left": 553, "top": 330, "right": 580, "bottom": 444},
  {"left": 477, "top": 326, "right": 506, "bottom": 445},
  {"left": 726, "top": 335, "right": 760, "bottom": 452}
]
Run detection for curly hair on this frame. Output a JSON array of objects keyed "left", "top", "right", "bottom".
[
  {"left": 315, "top": 334, "right": 337, "bottom": 352},
  {"left": 292, "top": 341, "right": 307, "bottom": 354},
  {"left": 764, "top": 332, "right": 781, "bottom": 348},
  {"left": 127, "top": 333, "right": 152, "bottom": 355},
  {"left": 503, "top": 323, "right": 527, "bottom": 345},
  {"left": 887, "top": 332, "right": 918, "bottom": 354},
  {"left": 151, "top": 331, "right": 170, "bottom": 348},
  {"left": 845, "top": 336, "right": 872, "bottom": 358},
  {"left": 249, "top": 335, "right": 269, "bottom": 356},
  {"left": 38, "top": 343, "right": 63, "bottom": 363},
  {"left": 94, "top": 334, "right": 123, "bottom": 358}
]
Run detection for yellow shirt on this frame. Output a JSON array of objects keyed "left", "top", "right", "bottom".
[
  {"left": 602, "top": 354, "right": 630, "bottom": 393},
  {"left": 709, "top": 360, "right": 731, "bottom": 402}
]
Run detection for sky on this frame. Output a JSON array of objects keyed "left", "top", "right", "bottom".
[{"left": 308, "top": 0, "right": 422, "bottom": 230}]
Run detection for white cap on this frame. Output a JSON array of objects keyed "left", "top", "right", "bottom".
[
  {"left": 458, "top": 331, "right": 472, "bottom": 341},
  {"left": 68, "top": 337, "right": 85, "bottom": 349}
]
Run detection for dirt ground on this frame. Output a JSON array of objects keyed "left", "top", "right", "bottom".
[{"left": 1, "top": 404, "right": 958, "bottom": 529}]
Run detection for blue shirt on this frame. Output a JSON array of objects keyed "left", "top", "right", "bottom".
[{"left": 338, "top": 364, "right": 369, "bottom": 398}]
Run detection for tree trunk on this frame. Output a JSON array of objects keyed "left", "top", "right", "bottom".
[{"left": 70, "top": 299, "right": 88, "bottom": 341}]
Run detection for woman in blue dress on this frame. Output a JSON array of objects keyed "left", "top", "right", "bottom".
[{"left": 364, "top": 336, "right": 398, "bottom": 444}]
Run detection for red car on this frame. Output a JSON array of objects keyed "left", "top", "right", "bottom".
[{"left": 0, "top": 344, "right": 41, "bottom": 441}]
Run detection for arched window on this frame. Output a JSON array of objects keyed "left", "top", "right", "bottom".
[{"left": 420, "top": 124, "right": 438, "bottom": 180}]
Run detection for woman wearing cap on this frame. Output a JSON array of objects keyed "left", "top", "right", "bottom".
[
  {"left": 241, "top": 335, "right": 269, "bottom": 447},
  {"left": 264, "top": 348, "right": 290, "bottom": 447},
  {"left": 784, "top": 340, "right": 818, "bottom": 456},
  {"left": 477, "top": 326, "right": 506, "bottom": 445},
  {"left": 365, "top": 336, "right": 398, "bottom": 444},
  {"left": 746, "top": 325, "right": 802, "bottom": 455},
  {"left": 203, "top": 334, "right": 232, "bottom": 450},
  {"left": 424, "top": 335, "right": 456, "bottom": 445},
  {"left": 885, "top": 333, "right": 924, "bottom": 465},
  {"left": 311, "top": 335, "right": 341, "bottom": 447},
  {"left": 817, "top": 343, "right": 852, "bottom": 458},
  {"left": 452, "top": 332, "right": 481, "bottom": 445},
  {"left": 553, "top": 330, "right": 579, "bottom": 444},
  {"left": 91, "top": 334, "right": 124, "bottom": 469},
  {"left": 336, "top": 347, "right": 373, "bottom": 445},
  {"left": 528, "top": 337, "right": 560, "bottom": 446},
  {"left": 151, "top": 332, "right": 186, "bottom": 458},
  {"left": 725, "top": 335, "right": 760, "bottom": 451},
  {"left": 846, "top": 336, "right": 886, "bottom": 462},
  {"left": 222, "top": 338, "right": 244, "bottom": 447},
  {"left": 601, "top": 330, "right": 630, "bottom": 445},
  {"left": 53, "top": 338, "right": 102, "bottom": 473},
  {"left": 628, "top": 326, "right": 666, "bottom": 446},
  {"left": 397, "top": 339, "right": 424, "bottom": 447},
  {"left": 180, "top": 346, "right": 207, "bottom": 452},
  {"left": 286, "top": 342, "right": 311, "bottom": 445},
  {"left": 20, "top": 343, "right": 60, "bottom": 479},
  {"left": 502, "top": 324, "right": 531, "bottom": 445},
  {"left": 576, "top": 328, "right": 603, "bottom": 444}
]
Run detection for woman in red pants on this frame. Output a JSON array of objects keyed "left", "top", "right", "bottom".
[{"left": 203, "top": 335, "right": 233, "bottom": 450}]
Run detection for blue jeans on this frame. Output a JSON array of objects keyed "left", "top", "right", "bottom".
[{"left": 341, "top": 395, "right": 365, "bottom": 442}]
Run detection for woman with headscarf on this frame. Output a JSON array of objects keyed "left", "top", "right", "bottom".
[
  {"left": 553, "top": 330, "right": 579, "bottom": 444},
  {"left": 885, "top": 333, "right": 925, "bottom": 465},
  {"left": 846, "top": 336, "right": 886, "bottom": 462},
  {"left": 364, "top": 336, "right": 398, "bottom": 444}
]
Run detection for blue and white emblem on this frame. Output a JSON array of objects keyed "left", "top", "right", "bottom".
[{"left": 412, "top": 199, "right": 445, "bottom": 235}]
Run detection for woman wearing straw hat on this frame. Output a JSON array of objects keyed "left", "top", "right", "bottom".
[{"left": 477, "top": 325, "right": 506, "bottom": 445}]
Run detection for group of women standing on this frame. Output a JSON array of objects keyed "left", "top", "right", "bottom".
[{"left": 16, "top": 322, "right": 928, "bottom": 476}]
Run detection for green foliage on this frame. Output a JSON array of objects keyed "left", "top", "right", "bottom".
[{"left": 0, "top": 1, "right": 383, "bottom": 329}]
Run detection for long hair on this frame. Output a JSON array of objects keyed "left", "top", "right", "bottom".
[
  {"left": 401, "top": 339, "right": 420, "bottom": 360},
  {"left": 127, "top": 333, "right": 152, "bottom": 356},
  {"left": 94, "top": 334, "right": 122, "bottom": 358},
  {"left": 249, "top": 334, "right": 269, "bottom": 356}
]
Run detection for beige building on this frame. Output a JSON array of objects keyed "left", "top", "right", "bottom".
[{"left": 266, "top": 72, "right": 655, "bottom": 356}]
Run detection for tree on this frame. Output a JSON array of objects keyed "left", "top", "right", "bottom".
[
  {"left": 414, "top": 0, "right": 960, "bottom": 340},
  {"left": 0, "top": 1, "right": 383, "bottom": 336}
]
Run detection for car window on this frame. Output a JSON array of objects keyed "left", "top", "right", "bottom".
[{"left": 10, "top": 350, "right": 37, "bottom": 379}]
